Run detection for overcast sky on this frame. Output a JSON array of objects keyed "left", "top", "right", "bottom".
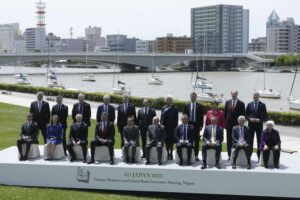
[{"left": 0, "top": 0, "right": 298, "bottom": 40}]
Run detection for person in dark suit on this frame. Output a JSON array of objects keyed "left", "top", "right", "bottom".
[
  {"left": 183, "top": 92, "right": 204, "bottom": 161},
  {"left": 96, "top": 95, "right": 115, "bottom": 123},
  {"left": 17, "top": 113, "right": 39, "bottom": 161},
  {"left": 51, "top": 95, "right": 68, "bottom": 155},
  {"left": 260, "top": 121, "right": 281, "bottom": 169},
  {"left": 232, "top": 116, "right": 251, "bottom": 170},
  {"left": 161, "top": 95, "right": 178, "bottom": 160},
  {"left": 246, "top": 92, "right": 267, "bottom": 159},
  {"left": 201, "top": 116, "right": 224, "bottom": 169},
  {"left": 137, "top": 99, "right": 157, "bottom": 158},
  {"left": 117, "top": 94, "right": 137, "bottom": 148},
  {"left": 175, "top": 114, "right": 194, "bottom": 166},
  {"left": 224, "top": 90, "right": 245, "bottom": 159},
  {"left": 145, "top": 116, "right": 165, "bottom": 165},
  {"left": 123, "top": 117, "right": 140, "bottom": 163},
  {"left": 29, "top": 91, "right": 50, "bottom": 144},
  {"left": 88, "top": 112, "right": 115, "bottom": 165},
  {"left": 72, "top": 93, "right": 91, "bottom": 127},
  {"left": 67, "top": 114, "right": 88, "bottom": 163}
]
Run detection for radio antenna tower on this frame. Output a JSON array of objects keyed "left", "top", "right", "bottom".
[
  {"left": 36, "top": 0, "right": 46, "bottom": 28},
  {"left": 70, "top": 27, "right": 73, "bottom": 39}
]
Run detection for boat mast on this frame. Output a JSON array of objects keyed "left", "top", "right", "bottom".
[
  {"left": 193, "top": 37, "right": 199, "bottom": 92},
  {"left": 289, "top": 58, "right": 299, "bottom": 98},
  {"left": 152, "top": 41, "right": 155, "bottom": 76},
  {"left": 202, "top": 32, "right": 206, "bottom": 79},
  {"left": 263, "top": 48, "right": 266, "bottom": 90}
]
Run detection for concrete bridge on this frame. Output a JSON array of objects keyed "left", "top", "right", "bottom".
[{"left": 0, "top": 52, "right": 274, "bottom": 69}]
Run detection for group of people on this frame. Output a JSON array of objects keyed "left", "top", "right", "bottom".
[{"left": 17, "top": 90, "right": 281, "bottom": 169}]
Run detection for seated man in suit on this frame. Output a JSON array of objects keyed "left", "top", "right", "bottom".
[
  {"left": 17, "top": 113, "right": 39, "bottom": 161},
  {"left": 175, "top": 114, "right": 194, "bottom": 166},
  {"left": 201, "top": 116, "right": 224, "bottom": 169},
  {"left": 145, "top": 116, "right": 165, "bottom": 165},
  {"left": 67, "top": 114, "right": 88, "bottom": 163},
  {"left": 123, "top": 117, "right": 140, "bottom": 163},
  {"left": 88, "top": 112, "right": 115, "bottom": 165},
  {"left": 232, "top": 116, "right": 252, "bottom": 170},
  {"left": 260, "top": 120, "right": 281, "bottom": 169}
]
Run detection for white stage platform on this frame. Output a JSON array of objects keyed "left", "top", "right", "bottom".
[{"left": 0, "top": 146, "right": 300, "bottom": 198}]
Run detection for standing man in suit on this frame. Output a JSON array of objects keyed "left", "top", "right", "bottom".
[
  {"left": 175, "top": 114, "right": 194, "bottom": 166},
  {"left": 161, "top": 95, "right": 178, "bottom": 160},
  {"left": 96, "top": 95, "right": 115, "bottom": 123},
  {"left": 51, "top": 95, "right": 68, "bottom": 155},
  {"left": 72, "top": 93, "right": 91, "bottom": 127},
  {"left": 224, "top": 90, "right": 245, "bottom": 159},
  {"left": 232, "top": 116, "right": 252, "bottom": 170},
  {"left": 145, "top": 116, "right": 165, "bottom": 165},
  {"left": 88, "top": 112, "right": 115, "bottom": 165},
  {"left": 201, "top": 116, "right": 223, "bottom": 169},
  {"left": 30, "top": 91, "right": 50, "bottom": 144},
  {"left": 246, "top": 92, "right": 267, "bottom": 159},
  {"left": 117, "top": 94, "right": 136, "bottom": 148},
  {"left": 17, "top": 113, "right": 39, "bottom": 161},
  {"left": 123, "top": 117, "right": 140, "bottom": 163},
  {"left": 183, "top": 92, "right": 204, "bottom": 161},
  {"left": 67, "top": 114, "right": 88, "bottom": 163},
  {"left": 137, "top": 99, "right": 157, "bottom": 158}
]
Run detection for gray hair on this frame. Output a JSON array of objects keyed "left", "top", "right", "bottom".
[
  {"left": 266, "top": 120, "right": 275, "bottom": 127},
  {"left": 237, "top": 115, "right": 246, "bottom": 123},
  {"left": 103, "top": 95, "right": 110, "bottom": 100},
  {"left": 37, "top": 91, "right": 44, "bottom": 96},
  {"left": 166, "top": 95, "right": 173, "bottom": 100},
  {"left": 78, "top": 93, "right": 85, "bottom": 98},
  {"left": 76, "top": 114, "right": 83, "bottom": 118}
]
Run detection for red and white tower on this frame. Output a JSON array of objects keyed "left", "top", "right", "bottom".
[{"left": 36, "top": 0, "right": 46, "bottom": 28}]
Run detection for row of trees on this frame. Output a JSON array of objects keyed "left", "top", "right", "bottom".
[{"left": 275, "top": 54, "right": 300, "bottom": 66}]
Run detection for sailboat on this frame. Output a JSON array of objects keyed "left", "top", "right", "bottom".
[
  {"left": 258, "top": 51, "right": 281, "bottom": 99},
  {"left": 81, "top": 44, "right": 96, "bottom": 82},
  {"left": 46, "top": 54, "right": 64, "bottom": 90},
  {"left": 148, "top": 50, "right": 163, "bottom": 85},
  {"left": 288, "top": 64, "right": 300, "bottom": 110}
]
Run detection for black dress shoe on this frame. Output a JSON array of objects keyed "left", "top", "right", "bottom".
[
  {"left": 264, "top": 165, "right": 268, "bottom": 169},
  {"left": 275, "top": 165, "right": 279, "bottom": 169},
  {"left": 247, "top": 164, "right": 251, "bottom": 170},
  {"left": 83, "top": 159, "right": 87, "bottom": 163},
  {"left": 125, "top": 159, "right": 130, "bottom": 163},
  {"left": 201, "top": 164, "right": 207, "bottom": 169},
  {"left": 179, "top": 161, "right": 183, "bottom": 166},
  {"left": 170, "top": 154, "right": 173, "bottom": 160},
  {"left": 69, "top": 158, "right": 76, "bottom": 162},
  {"left": 110, "top": 160, "right": 114, "bottom": 165},
  {"left": 158, "top": 162, "right": 162, "bottom": 166},
  {"left": 195, "top": 156, "right": 200, "bottom": 161},
  {"left": 23, "top": 156, "right": 28, "bottom": 161},
  {"left": 19, "top": 156, "right": 24, "bottom": 161},
  {"left": 141, "top": 155, "right": 145, "bottom": 158},
  {"left": 145, "top": 161, "right": 150, "bottom": 165},
  {"left": 87, "top": 159, "right": 95, "bottom": 164},
  {"left": 215, "top": 163, "right": 221, "bottom": 169},
  {"left": 232, "top": 164, "right": 236, "bottom": 169}
]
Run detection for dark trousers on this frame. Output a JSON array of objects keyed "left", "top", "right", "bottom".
[
  {"left": 232, "top": 143, "right": 251, "bottom": 164},
  {"left": 145, "top": 142, "right": 163, "bottom": 163},
  {"left": 118, "top": 125, "right": 125, "bottom": 148},
  {"left": 90, "top": 140, "right": 114, "bottom": 161},
  {"left": 249, "top": 124, "right": 263, "bottom": 158},
  {"left": 67, "top": 141, "right": 87, "bottom": 160},
  {"left": 38, "top": 125, "right": 47, "bottom": 144},
  {"left": 140, "top": 127, "right": 147, "bottom": 156},
  {"left": 124, "top": 143, "right": 138, "bottom": 162},
  {"left": 165, "top": 128, "right": 175, "bottom": 157},
  {"left": 176, "top": 143, "right": 192, "bottom": 164},
  {"left": 62, "top": 128, "right": 67, "bottom": 154},
  {"left": 202, "top": 144, "right": 221, "bottom": 163},
  {"left": 190, "top": 122, "right": 201, "bottom": 157},
  {"left": 226, "top": 125, "right": 234, "bottom": 158},
  {"left": 17, "top": 138, "right": 38, "bottom": 158},
  {"left": 263, "top": 147, "right": 280, "bottom": 167}
]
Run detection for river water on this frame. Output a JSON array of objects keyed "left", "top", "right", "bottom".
[{"left": 0, "top": 66, "right": 299, "bottom": 112}]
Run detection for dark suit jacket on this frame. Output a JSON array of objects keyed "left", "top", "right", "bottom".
[
  {"left": 20, "top": 121, "right": 39, "bottom": 141},
  {"left": 123, "top": 125, "right": 140, "bottom": 146},
  {"left": 224, "top": 99, "right": 245, "bottom": 128},
  {"left": 94, "top": 121, "right": 115, "bottom": 143},
  {"left": 183, "top": 102, "right": 204, "bottom": 128},
  {"left": 175, "top": 124, "right": 194, "bottom": 144},
  {"left": 72, "top": 102, "right": 91, "bottom": 126},
  {"left": 232, "top": 125, "right": 251, "bottom": 146},
  {"left": 146, "top": 124, "right": 165, "bottom": 145},
  {"left": 51, "top": 104, "right": 68, "bottom": 129},
  {"left": 96, "top": 104, "right": 115, "bottom": 123},
  {"left": 30, "top": 100, "right": 50, "bottom": 127},
  {"left": 260, "top": 129, "right": 281, "bottom": 150},
  {"left": 69, "top": 122, "right": 88, "bottom": 142},
  {"left": 245, "top": 101, "right": 267, "bottom": 127},
  {"left": 137, "top": 107, "right": 156, "bottom": 130},
  {"left": 117, "top": 103, "right": 137, "bottom": 129},
  {"left": 160, "top": 105, "right": 178, "bottom": 131},
  {"left": 203, "top": 125, "right": 224, "bottom": 144}
]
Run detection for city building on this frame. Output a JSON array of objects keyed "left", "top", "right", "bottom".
[
  {"left": 61, "top": 38, "right": 84, "bottom": 52},
  {"left": 125, "top": 37, "right": 139, "bottom": 52},
  {"left": 44, "top": 33, "right": 62, "bottom": 52},
  {"left": 191, "top": 4, "right": 249, "bottom": 53},
  {"left": 24, "top": 27, "right": 46, "bottom": 52},
  {"left": 0, "top": 23, "right": 20, "bottom": 53},
  {"left": 249, "top": 37, "right": 267, "bottom": 52},
  {"left": 106, "top": 34, "right": 127, "bottom": 52},
  {"left": 156, "top": 34, "right": 191, "bottom": 53},
  {"left": 85, "top": 25, "right": 106, "bottom": 52},
  {"left": 266, "top": 10, "right": 300, "bottom": 53},
  {"left": 136, "top": 40, "right": 156, "bottom": 53}
]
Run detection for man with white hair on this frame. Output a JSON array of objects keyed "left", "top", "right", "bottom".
[
  {"left": 161, "top": 95, "right": 178, "bottom": 160},
  {"left": 72, "top": 93, "right": 91, "bottom": 126},
  {"left": 260, "top": 121, "right": 281, "bottom": 169},
  {"left": 96, "top": 95, "right": 115, "bottom": 123},
  {"left": 232, "top": 116, "right": 252, "bottom": 169}
]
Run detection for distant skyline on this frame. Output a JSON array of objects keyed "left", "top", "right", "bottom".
[{"left": 0, "top": 0, "right": 299, "bottom": 40}]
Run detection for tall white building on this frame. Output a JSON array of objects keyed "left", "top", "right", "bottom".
[
  {"left": 136, "top": 40, "right": 155, "bottom": 53},
  {"left": 0, "top": 23, "right": 20, "bottom": 53},
  {"left": 24, "top": 27, "right": 46, "bottom": 52}
]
